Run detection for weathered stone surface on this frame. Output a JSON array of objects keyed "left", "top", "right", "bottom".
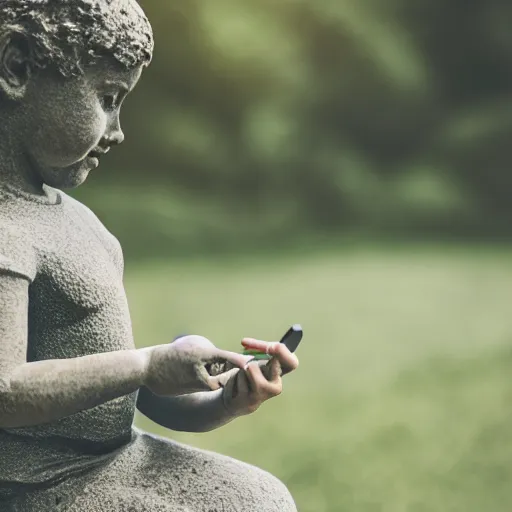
[
  {"left": 2, "top": 428, "right": 296, "bottom": 511},
  {"left": 0, "top": 1, "right": 297, "bottom": 510}
]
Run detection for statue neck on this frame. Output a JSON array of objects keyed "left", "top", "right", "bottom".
[{"left": 0, "top": 115, "right": 47, "bottom": 199}]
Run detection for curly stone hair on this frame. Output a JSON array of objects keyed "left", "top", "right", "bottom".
[{"left": 0, "top": 0, "right": 154, "bottom": 77}]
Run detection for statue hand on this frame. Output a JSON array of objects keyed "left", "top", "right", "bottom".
[
  {"left": 221, "top": 339, "right": 299, "bottom": 416},
  {"left": 143, "top": 336, "right": 249, "bottom": 396}
]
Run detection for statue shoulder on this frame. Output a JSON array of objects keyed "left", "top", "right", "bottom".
[
  {"left": 60, "top": 192, "right": 125, "bottom": 275},
  {"left": 0, "top": 223, "right": 37, "bottom": 283}
]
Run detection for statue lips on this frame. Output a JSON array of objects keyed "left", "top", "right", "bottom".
[{"left": 87, "top": 146, "right": 111, "bottom": 169}]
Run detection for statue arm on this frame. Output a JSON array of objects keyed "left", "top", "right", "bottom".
[
  {"left": 0, "top": 273, "right": 149, "bottom": 428},
  {"left": 136, "top": 386, "right": 237, "bottom": 433},
  {"left": 137, "top": 341, "right": 301, "bottom": 433},
  {"left": 136, "top": 334, "right": 239, "bottom": 432}
]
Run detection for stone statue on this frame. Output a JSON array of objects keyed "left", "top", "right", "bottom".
[{"left": 0, "top": 1, "right": 300, "bottom": 510}]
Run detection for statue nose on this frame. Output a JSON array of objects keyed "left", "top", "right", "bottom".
[
  {"left": 105, "top": 115, "right": 125, "bottom": 146},
  {"left": 105, "top": 128, "right": 124, "bottom": 146},
  {"left": 112, "top": 130, "right": 125, "bottom": 145}
]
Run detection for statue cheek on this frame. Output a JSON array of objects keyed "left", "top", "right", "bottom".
[
  {"left": 68, "top": 103, "right": 106, "bottom": 154},
  {"left": 35, "top": 113, "right": 105, "bottom": 167}
]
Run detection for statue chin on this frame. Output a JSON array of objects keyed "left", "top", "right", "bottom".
[{"left": 41, "top": 162, "right": 92, "bottom": 189}]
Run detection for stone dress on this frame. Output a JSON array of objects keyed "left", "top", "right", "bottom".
[{"left": 0, "top": 184, "right": 297, "bottom": 512}]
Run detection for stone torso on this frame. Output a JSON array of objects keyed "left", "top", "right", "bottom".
[
  {"left": 0, "top": 186, "right": 298, "bottom": 512},
  {"left": 0, "top": 185, "right": 136, "bottom": 446}
]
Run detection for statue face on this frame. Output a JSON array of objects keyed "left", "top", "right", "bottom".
[{"left": 21, "top": 59, "right": 143, "bottom": 189}]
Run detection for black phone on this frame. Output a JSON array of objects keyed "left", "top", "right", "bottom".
[
  {"left": 279, "top": 324, "right": 303, "bottom": 353},
  {"left": 243, "top": 324, "right": 303, "bottom": 360},
  {"left": 207, "top": 325, "right": 303, "bottom": 375}
]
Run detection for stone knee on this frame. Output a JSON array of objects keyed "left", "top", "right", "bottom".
[
  {"left": 113, "top": 433, "right": 298, "bottom": 512},
  {"left": 197, "top": 453, "right": 297, "bottom": 512},
  {"left": 239, "top": 464, "right": 297, "bottom": 512}
]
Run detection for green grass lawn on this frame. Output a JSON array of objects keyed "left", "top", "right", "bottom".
[{"left": 125, "top": 245, "right": 512, "bottom": 512}]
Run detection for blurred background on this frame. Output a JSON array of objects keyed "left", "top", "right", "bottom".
[{"left": 71, "top": 1, "right": 512, "bottom": 510}]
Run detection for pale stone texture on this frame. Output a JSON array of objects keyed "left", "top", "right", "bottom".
[
  {"left": 0, "top": 1, "right": 298, "bottom": 509},
  {"left": 0, "top": 186, "right": 296, "bottom": 511}
]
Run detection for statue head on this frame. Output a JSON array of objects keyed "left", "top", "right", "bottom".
[
  {"left": 0, "top": 0, "right": 153, "bottom": 78},
  {"left": 0, "top": 0, "right": 154, "bottom": 190}
]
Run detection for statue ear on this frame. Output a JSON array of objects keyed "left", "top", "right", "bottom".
[{"left": 0, "top": 32, "right": 32, "bottom": 100}]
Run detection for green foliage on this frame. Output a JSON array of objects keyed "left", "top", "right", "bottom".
[
  {"left": 74, "top": 0, "right": 512, "bottom": 253},
  {"left": 129, "top": 246, "right": 512, "bottom": 512}
]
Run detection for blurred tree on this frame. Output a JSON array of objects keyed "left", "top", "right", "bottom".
[{"left": 73, "top": 0, "right": 512, "bottom": 257}]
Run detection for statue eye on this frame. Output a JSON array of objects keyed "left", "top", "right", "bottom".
[{"left": 101, "top": 94, "right": 118, "bottom": 112}]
